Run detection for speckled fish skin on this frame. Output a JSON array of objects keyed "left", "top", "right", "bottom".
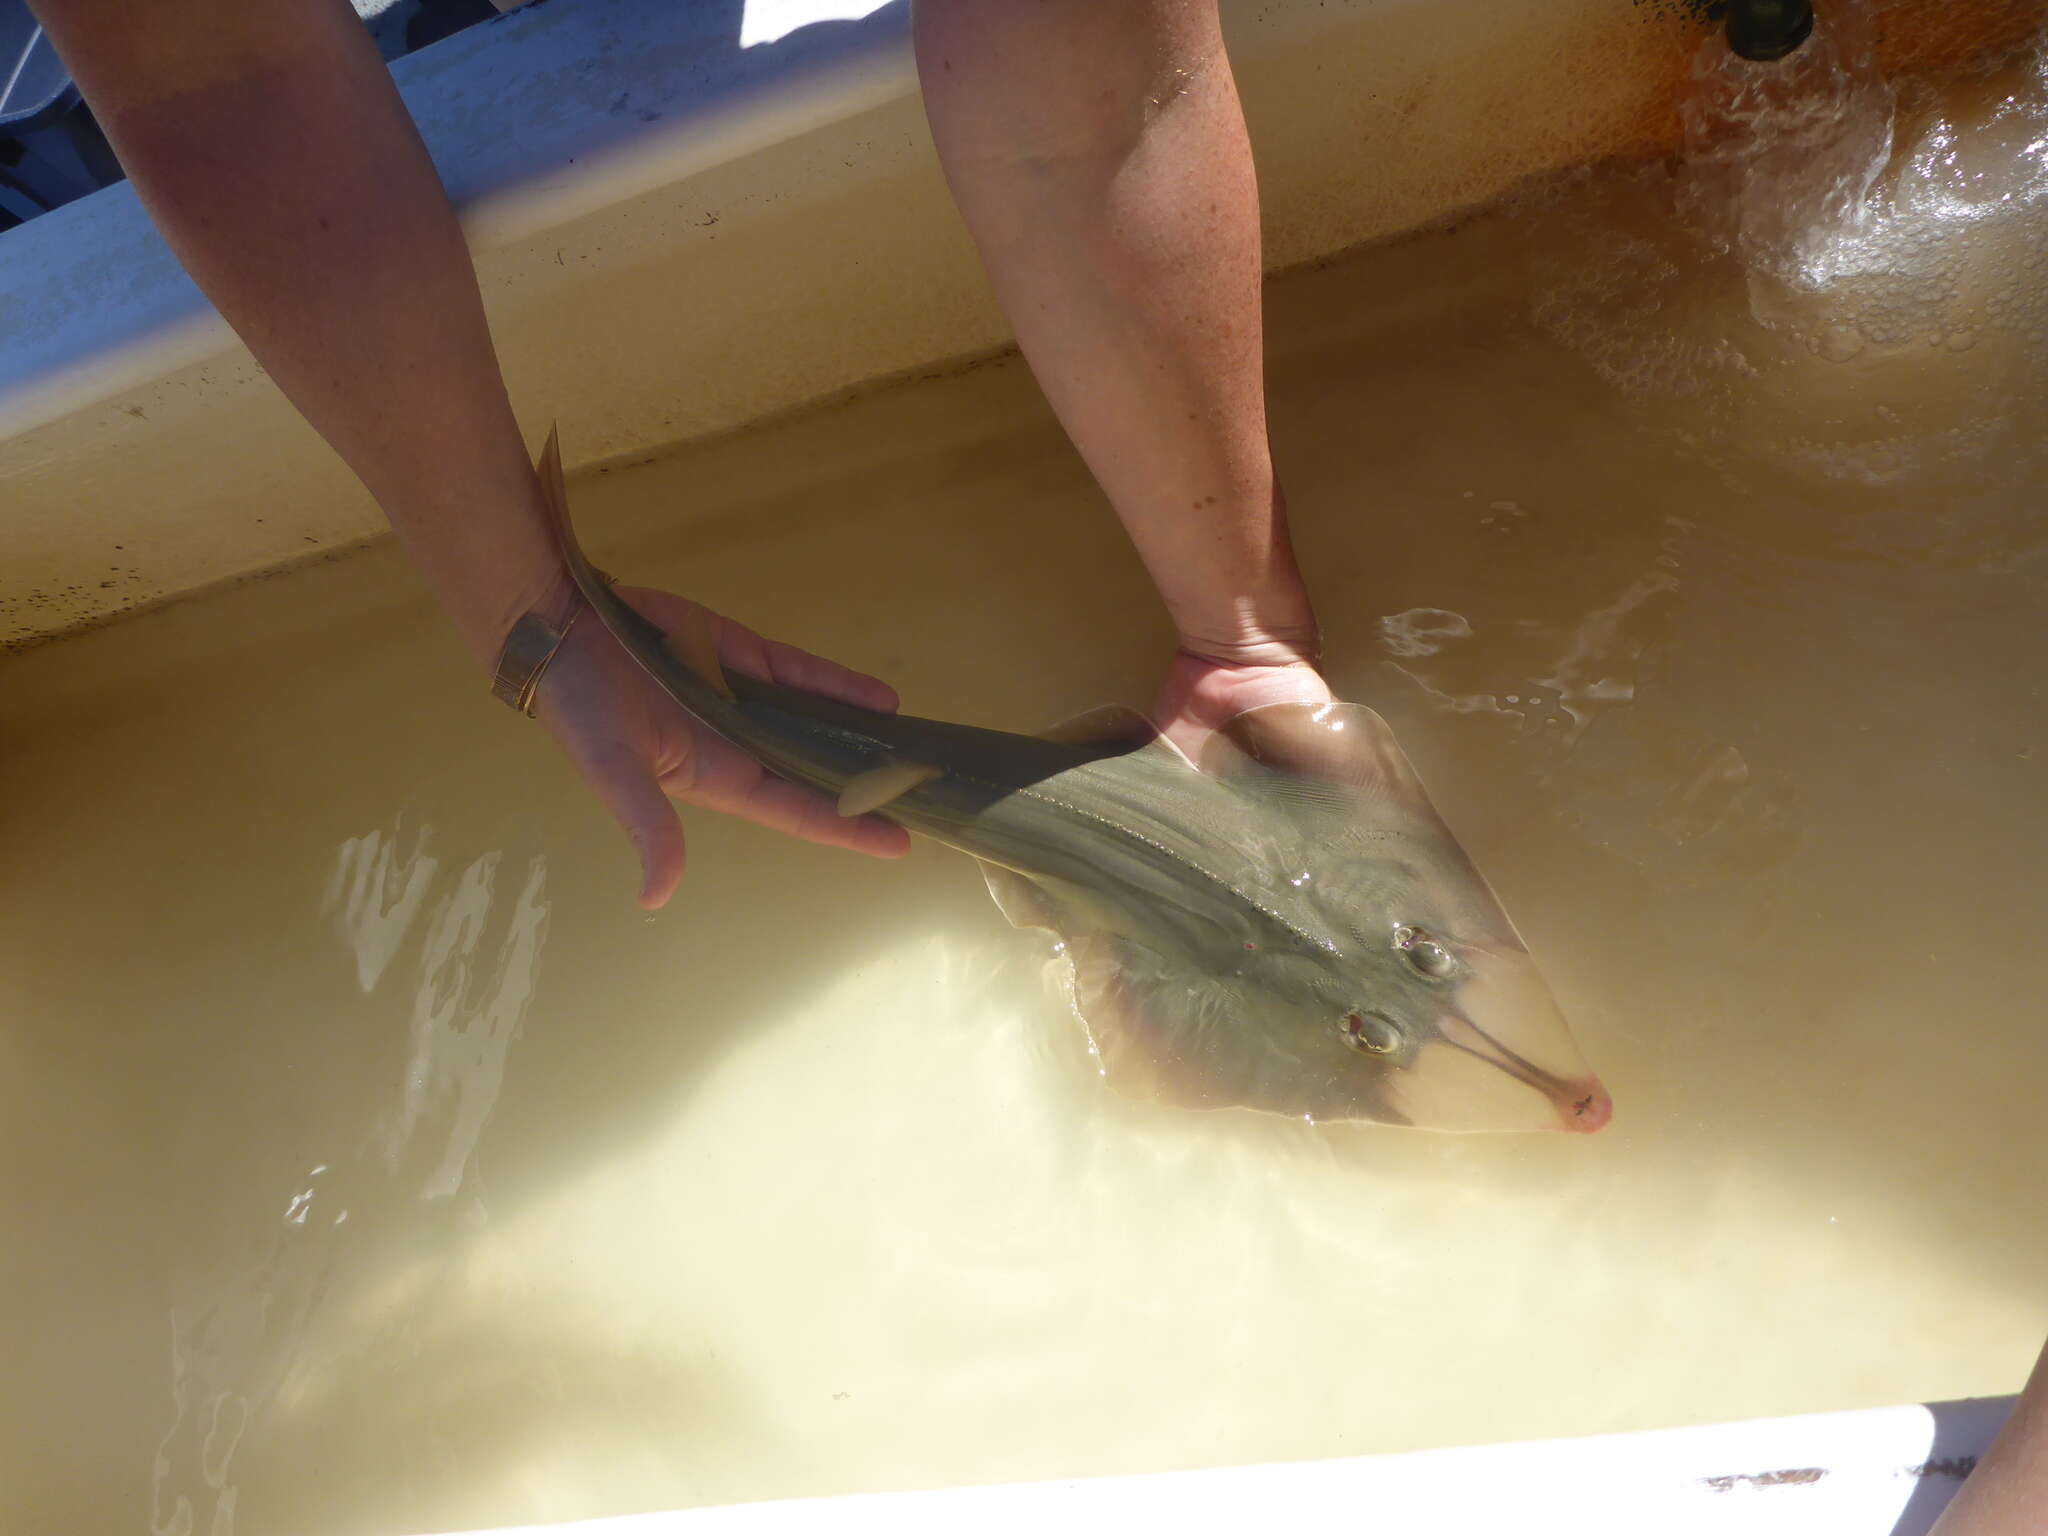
[{"left": 537, "top": 430, "right": 1610, "bottom": 1133}]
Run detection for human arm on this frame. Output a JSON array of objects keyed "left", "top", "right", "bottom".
[
  {"left": 914, "top": 0, "right": 1330, "bottom": 756},
  {"left": 1928, "top": 1335, "right": 2048, "bottom": 1536},
  {"left": 31, "top": 0, "right": 907, "bottom": 904}
]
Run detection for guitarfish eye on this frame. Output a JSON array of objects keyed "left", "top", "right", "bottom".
[{"left": 1341, "top": 1010, "right": 1403, "bottom": 1055}]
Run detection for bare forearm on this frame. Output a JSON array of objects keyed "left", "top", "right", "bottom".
[
  {"left": 34, "top": 0, "right": 561, "bottom": 666},
  {"left": 1930, "top": 1337, "right": 2048, "bottom": 1536},
  {"left": 915, "top": 0, "right": 1316, "bottom": 666}
]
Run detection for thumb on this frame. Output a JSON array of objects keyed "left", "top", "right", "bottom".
[{"left": 566, "top": 741, "right": 688, "bottom": 909}]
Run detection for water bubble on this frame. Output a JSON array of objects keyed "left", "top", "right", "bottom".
[{"left": 1819, "top": 323, "right": 1867, "bottom": 361}]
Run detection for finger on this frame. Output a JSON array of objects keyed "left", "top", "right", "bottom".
[
  {"left": 754, "top": 636, "right": 899, "bottom": 713},
  {"left": 613, "top": 588, "right": 902, "bottom": 712},
  {"left": 566, "top": 740, "right": 690, "bottom": 909},
  {"left": 704, "top": 611, "right": 900, "bottom": 713},
  {"left": 679, "top": 772, "right": 911, "bottom": 858},
  {"left": 660, "top": 740, "right": 910, "bottom": 859}
]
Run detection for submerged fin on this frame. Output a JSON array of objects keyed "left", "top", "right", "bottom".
[
  {"left": 837, "top": 756, "right": 942, "bottom": 817},
  {"left": 975, "top": 864, "right": 1241, "bottom": 1110},
  {"left": 1065, "top": 936, "right": 1235, "bottom": 1111},
  {"left": 1198, "top": 701, "right": 1431, "bottom": 804},
  {"left": 1203, "top": 700, "right": 1526, "bottom": 954},
  {"left": 1195, "top": 702, "right": 1464, "bottom": 847},
  {"left": 975, "top": 859, "right": 1062, "bottom": 932}
]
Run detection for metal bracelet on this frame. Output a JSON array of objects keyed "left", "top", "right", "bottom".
[
  {"left": 488, "top": 569, "right": 615, "bottom": 717},
  {"left": 489, "top": 603, "right": 579, "bottom": 717}
]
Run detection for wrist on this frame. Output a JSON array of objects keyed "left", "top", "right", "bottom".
[
  {"left": 1159, "top": 484, "right": 1320, "bottom": 670},
  {"left": 474, "top": 565, "right": 579, "bottom": 661},
  {"left": 372, "top": 462, "right": 583, "bottom": 674},
  {"left": 397, "top": 507, "right": 577, "bottom": 675},
  {"left": 1169, "top": 585, "right": 1322, "bottom": 672}
]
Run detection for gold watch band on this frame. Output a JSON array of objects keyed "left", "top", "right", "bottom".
[{"left": 489, "top": 570, "right": 613, "bottom": 717}]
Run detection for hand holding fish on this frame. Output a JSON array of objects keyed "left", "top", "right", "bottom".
[
  {"left": 531, "top": 585, "right": 910, "bottom": 910},
  {"left": 1149, "top": 649, "right": 1334, "bottom": 762},
  {"left": 536, "top": 430, "right": 1612, "bottom": 1132}
]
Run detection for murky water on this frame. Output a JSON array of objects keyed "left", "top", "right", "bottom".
[{"left": 6, "top": 43, "right": 2048, "bottom": 1536}]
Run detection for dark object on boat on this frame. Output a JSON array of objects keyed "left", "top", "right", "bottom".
[
  {"left": 1726, "top": 0, "right": 1815, "bottom": 61},
  {"left": 406, "top": 0, "right": 504, "bottom": 55},
  {"left": 0, "top": 0, "right": 123, "bottom": 230}
]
